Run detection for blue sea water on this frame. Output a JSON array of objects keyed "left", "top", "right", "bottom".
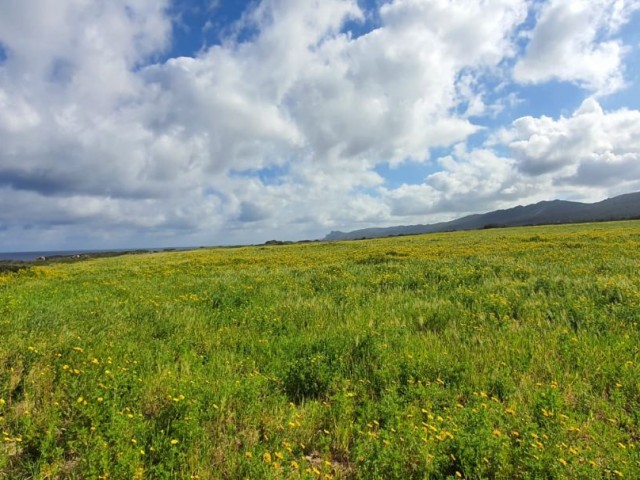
[
  {"left": 0, "top": 249, "right": 122, "bottom": 261},
  {"left": 0, "top": 247, "right": 196, "bottom": 262}
]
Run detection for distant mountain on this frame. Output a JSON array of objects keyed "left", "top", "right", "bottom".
[{"left": 324, "top": 191, "right": 640, "bottom": 241}]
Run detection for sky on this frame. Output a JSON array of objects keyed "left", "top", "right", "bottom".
[{"left": 1, "top": 0, "right": 640, "bottom": 251}]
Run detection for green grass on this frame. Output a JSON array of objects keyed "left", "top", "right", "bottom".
[{"left": 1, "top": 221, "right": 639, "bottom": 479}]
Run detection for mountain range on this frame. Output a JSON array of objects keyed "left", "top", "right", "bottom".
[{"left": 324, "top": 191, "right": 640, "bottom": 241}]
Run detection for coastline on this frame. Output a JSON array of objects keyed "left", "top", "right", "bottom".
[{"left": 0, "top": 247, "right": 198, "bottom": 263}]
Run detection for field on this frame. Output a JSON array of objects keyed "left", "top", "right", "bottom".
[{"left": 1, "top": 221, "right": 639, "bottom": 479}]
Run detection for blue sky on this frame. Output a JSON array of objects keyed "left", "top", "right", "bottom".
[{"left": 1, "top": 0, "right": 640, "bottom": 251}]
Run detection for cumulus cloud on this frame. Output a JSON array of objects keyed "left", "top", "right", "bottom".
[
  {"left": 498, "top": 98, "right": 640, "bottom": 194},
  {"left": 0, "top": 0, "right": 638, "bottom": 249},
  {"left": 380, "top": 145, "right": 530, "bottom": 220},
  {"left": 380, "top": 98, "right": 640, "bottom": 223},
  {"left": 514, "top": 0, "right": 640, "bottom": 94}
]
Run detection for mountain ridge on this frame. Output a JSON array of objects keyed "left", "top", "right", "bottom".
[{"left": 324, "top": 191, "right": 640, "bottom": 241}]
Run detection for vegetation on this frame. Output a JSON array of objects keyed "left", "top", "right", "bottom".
[{"left": 1, "top": 221, "right": 639, "bottom": 479}]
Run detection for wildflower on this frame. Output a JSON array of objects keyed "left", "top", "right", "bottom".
[
  {"left": 263, "top": 452, "right": 272, "bottom": 463},
  {"left": 559, "top": 458, "right": 567, "bottom": 466},
  {"left": 76, "top": 396, "right": 84, "bottom": 404},
  {"left": 245, "top": 451, "right": 253, "bottom": 458},
  {"left": 291, "top": 460, "right": 299, "bottom": 469},
  {"left": 170, "top": 439, "right": 179, "bottom": 445}
]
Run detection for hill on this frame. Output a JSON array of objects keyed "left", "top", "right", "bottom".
[
  {"left": 325, "top": 191, "right": 640, "bottom": 240},
  {"left": 1, "top": 222, "right": 640, "bottom": 478}
]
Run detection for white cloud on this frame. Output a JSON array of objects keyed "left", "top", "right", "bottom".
[
  {"left": 498, "top": 98, "right": 640, "bottom": 193},
  {"left": 514, "top": 0, "right": 640, "bottom": 94},
  {"left": 0, "top": 0, "right": 638, "bottom": 250},
  {"left": 379, "top": 98, "right": 640, "bottom": 223},
  {"left": 0, "top": 0, "right": 533, "bottom": 249},
  {"left": 380, "top": 145, "right": 527, "bottom": 219}
]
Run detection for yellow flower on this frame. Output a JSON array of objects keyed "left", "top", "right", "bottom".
[
  {"left": 170, "top": 439, "right": 179, "bottom": 445},
  {"left": 559, "top": 458, "right": 567, "bottom": 466},
  {"left": 263, "top": 452, "right": 272, "bottom": 463}
]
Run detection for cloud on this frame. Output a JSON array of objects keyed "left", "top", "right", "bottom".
[
  {"left": 381, "top": 98, "right": 640, "bottom": 223},
  {"left": 380, "top": 145, "right": 526, "bottom": 219},
  {"left": 0, "top": 0, "right": 638, "bottom": 250},
  {"left": 514, "top": 0, "right": 640, "bottom": 94},
  {"left": 497, "top": 98, "right": 640, "bottom": 194}
]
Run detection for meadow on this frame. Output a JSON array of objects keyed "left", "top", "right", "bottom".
[{"left": 1, "top": 221, "right": 639, "bottom": 479}]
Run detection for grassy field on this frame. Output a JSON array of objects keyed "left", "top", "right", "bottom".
[{"left": 1, "top": 221, "right": 639, "bottom": 479}]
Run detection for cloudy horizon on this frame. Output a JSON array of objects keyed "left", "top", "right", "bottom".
[{"left": 1, "top": 0, "right": 640, "bottom": 252}]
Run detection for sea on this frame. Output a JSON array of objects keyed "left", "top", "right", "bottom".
[{"left": 0, "top": 247, "right": 195, "bottom": 262}]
